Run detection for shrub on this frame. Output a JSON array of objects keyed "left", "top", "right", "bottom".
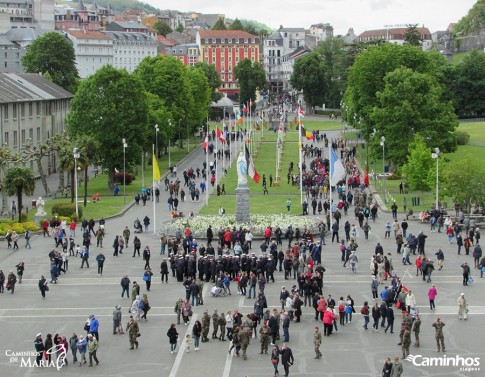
[
  {"left": 455, "top": 131, "right": 470, "bottom": 145},
  {"left": 113, "top": 172, "right": 133, "bottom": 185},
  {"left": 20, "top": 212, "right": 28, "bottom": 223},
  {"left": 70, "top": 213, "right": 79, "bottom": 223},
  {"left": 22, "top": 222, "right": 40, "bottom": 231},
  {"left": 11, "top": 223, "right": 26, "bottom": 233},
  {"left": 51, "top": 203, "right": 82, "bottom": 218}
]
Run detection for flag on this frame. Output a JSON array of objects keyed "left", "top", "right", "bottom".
[
  {"left": 245, "top": 144, "right": 260, "bottom": 183},
  {"left": 300, "top": 124, "right": 314, "bottom": 140},
  {"left": 330, "top": 148, "right": 345, "bottom": 183},
  {"left": 152, "top": 152, "right": 161, "bottom": 182},
  {"left": 203, "top": 134, "right": 208, "bottom": 151},
  {"left": 243, "top": 104, "right": 249, "bottom": 113},
  {"left": 237, "top": 117, "right": 244, "bottom": 125},
  {"left": 216, "top": 127, "right": 226, "bottom": 142},
  {"left": 297, "top": 108, "right": 305, "bottom": 118},
  {"left": 249, "top": 99, "right": 253, "bottom": 107}
]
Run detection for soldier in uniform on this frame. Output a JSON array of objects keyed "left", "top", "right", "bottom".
[
  {"left": 212, "top": 309, "right": 220, "bottom": 339},
  {"left": 239, "top": 328, "right": 250, "bottom": 360},
  {"left": 314, "top": 326, "right": 322, "bottom": 359},
  {"left": 397, "top": 311, "right": 410, "bottom": 346},
  {"left": 413, "top": 314, "right": 421, "bottom": 347},
  {"left": 259, "top": 321, "right": 270, "bottom": 354},
  {"left": 201, "top": 310, "right": 211, "bottom": 342},
  {"left": 218, "top": 313, "right": 226, "bottom": 341},
  {"left": 174, "top": 298, "right": 183, "bottom": 325},
  {"left": 197, "top": 279, "right": 204, "bottom": 305},
  {"left": 401, "top": 325, "right": 411, "bottom": 359},
  {"left": 432, "top": 317, "right": 446, "bottom": 352},
  {"left": 126, "top": 316, "right": 139, "bottom": 350}
]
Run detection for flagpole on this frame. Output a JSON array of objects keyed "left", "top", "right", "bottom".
[
  {"left": 298, "top": 104, "right": 303, "bottom": 205},
  {"left": 329, "top": 146, "right": 333, "bottom": 229},
  {"left": 152, "top": 144, "right": 157, "bottom": 235},
  {"left": 215, "top": 128, "right": 218, "bottom": 188},
  {"left": 206, "top": 117, "right": 209, "bottom": 205}
]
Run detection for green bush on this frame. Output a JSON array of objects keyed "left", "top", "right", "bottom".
[
  {"left": 114, "top": 172, "right": 133, "bottom": 185},
  {"left": 70, "top": 213, "right": 79, "bottom": 223},
  {"left": 22, "top": 222, "right": 40, "bottom": 231},
  {"left": 455, "top": 131, "right": 470, "bottom": 145},
  {"left": 51, "top": 203, "right": 82, "bottom": 218},
  {"left": 20, "top": 212, "right": 28, "bottom": 222}
]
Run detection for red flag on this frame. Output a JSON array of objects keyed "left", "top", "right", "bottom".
[
  {"left": 249, "top": 99, "right": 253, "bottom": 107},
  {"left": 216, "top": 127, "right": 226, "bottom": 142},
  {"left": 203, "top": 134, "right": 208, "bottom": 150},
  {"left": 243, "top": 104, "right": 249, "bottom": 113},
  {"left": 245, "top": 144, "right": 260, "bottom": 183}
]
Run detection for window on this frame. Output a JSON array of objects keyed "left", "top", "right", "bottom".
[
  {"left": 20, "top": 103, "right": 25, "bottom": 117},
  {"left": 228, "top": 38, "right": 232, "bottom": 43},
  {"left": 13, "top": 131, "right": 18, "bottom": 147},
  {"left": 204, "top": 38, "right": 209, "bottom": 43},
  {"left": 211, "top": 39, "right": 216, "bottom": 43},
  {"left": 12, "top": 103, "right": 17, "bottom": 118},
  {"left": 221, "top": 38, "right": 225, "bottom": 44},
  {"left": 36, "top": 127, "right": 40, "bottom": 142},
  {"left": 244, "top": 38, "right": 248, "bottom": 43},
  {"left": 4, "top": 132, "right": 8, "bottom": 146},
  {"left": 21, "top": 129, "right": 25, "bottom": 144},
  {"left": 28, "top": 102, "right": 32, "bottom": 117},
  {"left": 36, "top": 102, "right": 41, "bottom": 115},
  {"left": 4, "top": 105, "right": 8, "bottom": 120},
  {"left": 29, "top": 128, "right": 33, "bottom": 141}
]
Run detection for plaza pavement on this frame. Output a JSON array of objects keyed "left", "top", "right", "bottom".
[{"left": 0, "top": 125, "right": 483, "bottom": 377}]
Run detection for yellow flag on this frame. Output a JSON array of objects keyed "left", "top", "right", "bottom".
[{"left": 153, "top": 152, "right": 160, "bottom": 182}]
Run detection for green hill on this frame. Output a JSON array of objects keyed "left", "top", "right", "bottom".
[
  {"left": 70, "top": 0, "right": 159, "bottom": 13},
  {"left": 454, "top": 0, "right": 485, "bottom": 36}
]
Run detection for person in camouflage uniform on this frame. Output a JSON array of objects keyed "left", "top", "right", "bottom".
[
  {"left": 239, "top": 328, "right": 250, "bottom": 360},
  {"left": 402, "top": 326, "right": 411, "bottom": 359},
  {"left": 413, "top": 314, "right": 421, "bottom": 347},
  {"left": 314, "top": 326, "right": 322, "bottom": 359},
  {"left": 201, "top": 310, "right": 211, "bottom": 342},
  {"left": 174, "top": 298, "right": 183, "bottom": 325},
  {"left": 432, "top": 317, "right": 446, "bottom": 352},
  {"left": 218, "top": 313, "right": 226, "bottom": 341},
  {"left": 212, "top": 309, "right": 220, "bottom": 339},
  {"left": 259, "top": 321, "right": 270, "bottom": 354},
  {"left": 197, "top": 279, "right": 204, "bottom": 305},
  {"left": 397, "top": 311, "right": 410, "bottom": 345},
  {"left": 125, "top": 316, "right": 139, "bottom": 350}
]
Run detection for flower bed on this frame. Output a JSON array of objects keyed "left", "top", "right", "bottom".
[{"left": 162, "top": 214, "right": 320, "bottom": 238}]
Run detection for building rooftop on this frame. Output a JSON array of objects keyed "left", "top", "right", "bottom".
[
  {"left": 67, "top": 30, "right": 112, "bottom": 39},
  {"left": 357, "top": 27, "right": 431, "bottom": 39},
  {"left": 0, "top": 73, "right": 73, "bottom": 104},
  {"left": 198, "top": 30, "right": 258, "bottom": 39},
  {"left": 108, "top": 21, "right": 148, "bottom": 30}
]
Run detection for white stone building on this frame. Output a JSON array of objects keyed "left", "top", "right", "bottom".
[{"left": 105, "top": 31, "right": 157, "bottom": 72}]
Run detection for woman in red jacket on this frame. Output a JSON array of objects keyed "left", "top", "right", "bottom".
[{"left": 323, "top": 307, "right": 335, "bottom": 336}]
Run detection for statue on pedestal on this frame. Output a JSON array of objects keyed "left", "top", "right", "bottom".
[
  {"left": 35, "top": 196, "right": 46, "bottom": 215},
  {"left": 237, "top": 151, "right": 247, "bottom": 186}
]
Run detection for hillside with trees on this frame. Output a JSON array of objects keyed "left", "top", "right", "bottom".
[{"left": 454, "top": 0, "right": 485, "bottom": 36}]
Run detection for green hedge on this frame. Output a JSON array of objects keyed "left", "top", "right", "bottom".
[{"left": 51, "top": 203, "right": 82, "bottom": 218}]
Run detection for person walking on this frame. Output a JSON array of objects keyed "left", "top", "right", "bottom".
[
  {"left": 461, "top": 262, "right": 471, "bottom": 286},
  {"left": 391, "top": 356, "right": 403, "bottom": 377},
  {"left": 38, "top": 276, "right": 48, "bottom": 299},
  {"left": 143, "top": 268, "right": 153, "bottom": 291},
  {"left": 126, "top": 316, "right": 139, "bottom": 350},
  {"left": 432, "top": 317, "right": 446, "bottom": 352},
  {"left": 87, "top": 334, "right": 99, "bottom": 366},
  {"left": 192, "top": 320, "right": 202, "bottom": 351},
  {"left": 167, "top": 324, "right": 179, "bottom": 354},
  {"left": 457, "top": 293, "right": 469, "bottom": 320},
  {"left": 34, "top": 333, "right": 45, "bottom": 366},
  {"left": 76, "top": 335, "right": 87, "bottom": 366},
  {"left": 69, "top": 333, "right": 78, "bottom": 364},
  {"left": 313, "top": 326, "right": 322, "bottom": 359},
  {"left": 413, "top": 315, "right": 421, "bottom": 347},
  {"left": 96, "top": 252, "right": 105, "bottom": 275},
  {"left": 6, "top": 270, "right": 17, "bottom": 294},
  {"left": 25, "top": 230, "right": 32, "bottom": 249},
  {"left": 279, "top": 342, "right": 294, "bottom": 377},
  {"left": 88, "top": 314, "right": 100, "bottom": 341},
  {"left": 120, "top": 275, "right": 130, "bottom": 298},
  {"left": 113, "top": 305, "right": 122, "bottom": 334},
  {"left": 428, "top": 284, "right": 437, "bottom": 310},
  {"left": 271, "top": 344, "right": 280, "bottom": 377},
  {"left": 382, "top": 357, "right": 393, "bottom": 377},
  {"left": 15, "top": 262, "right": 24, "bottom": 284}
]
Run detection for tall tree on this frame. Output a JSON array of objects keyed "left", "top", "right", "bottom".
[
  {"left": 229, "top": 18, "right": 244, "bottom": 30},
  {"left": 3, "top": 166, "right": 35, "bottom": 223},
  {"left": 175, "top": 24, "right": 184, "bottom": 33},
  {"left": 193, "top": 62, "right": 223, "bottom": 102},
  {"left": 186, "top": 68, "right": 211, "bottom": 130},
  {"left": 370, "top": 67, "right": 457, "bottom": 165},
  {"left": 67, "top": 66, "right": 149, "bottom": 188},
  {"left": 442, "top": 158, "right": 485, "bottom": 219},
  {"left": 22, "top": 32, "right": 79, "bottom": 93},
  {"left": 21, "top": 141, "right": 51, "bottom": 196},
  {"left": 290, "top": 52, "right": 327, "bottom": 108},
  {"left": 234, "top": 59, "right": 266, "bottom": 109},
  {"left": 401, "top": 135, "right": 433, "bottom": 202},
  {"left": 212, "top": 18, "right": 227, "bottom": 30},
  {"left": 153, "top": 20, "right": 172, "bottom": 36},
  {"left": 404, "top": 24, "right": 422, "bottom": 46},
  {"left": 451, "top": 49, "right": 485, "bottom": 118},
  {"left": 0, "top": 147, "right": 18, "bottom": 215},
  {"left": 135, "top": 56, "right": 192, "bottom": 148}
]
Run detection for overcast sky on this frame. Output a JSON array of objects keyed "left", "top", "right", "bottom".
[{"left": 145, "top": 0, "right": 476, "bottom": 35}]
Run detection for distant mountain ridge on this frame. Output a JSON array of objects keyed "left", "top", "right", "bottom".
[{"left": 454, "top": 0, "right": 485, "bottom": 35}]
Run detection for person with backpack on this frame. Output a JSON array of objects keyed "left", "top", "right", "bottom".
[{"left": 361, "top": 301, "right": 370, "bottom": 330}]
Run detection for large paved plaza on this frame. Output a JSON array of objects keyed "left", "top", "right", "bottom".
[{"left": 0, "top": 127, "right": 483, "bottom": 377}]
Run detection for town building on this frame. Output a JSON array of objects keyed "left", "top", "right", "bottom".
[
  {"left": 0, "top": 72, "right": 73, "bottom": 176},
  {"left": 196, "top": 29, "right": 260, "bottom": 98},
  {"left": 0, "top": 0, "right": 54, "bottom": 31},
  {"left": 105, "top": 31, "right": 157, "bottom": 72},
  {"left": 309, "top": 23, "right": 334, "bottom": 42},
  {"left": 165, "top": 43, "right": 199, "bottom": 67},
  {"left": 355, "top": 27, "right": 432, "bottom": 49},
  {"left": 264, "top": 27, "right": 307, "bottom": 93},
  {"left": 0, "top": 34, "right": 24, "bottom": 73},
  {"left": 54, "top": 1, "right": 113, "bottom": 32},
  {"left": 65, "top": 30, "right": 113, "bottom": 78}
]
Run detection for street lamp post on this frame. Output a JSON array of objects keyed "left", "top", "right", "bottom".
[
  {"left": 122, "top": 139, "right": 127, "bottom": 205},
  {"left": 168, "top": 119, "right": 172, "bottom": 169},
  {"left": 432, "top": 147, "right": 440, "bottom": 210},
  {"left": 155, "top": 124, "right": 159, "bottom": 160},
  {"left": 73, "top": 148, "right": 80, "bottom": 217},
  {"left": 380, "top": 136, "right": 386, "bottom": 203}
]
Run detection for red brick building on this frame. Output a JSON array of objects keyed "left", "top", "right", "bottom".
[{"left": 196, "top": 30, "right": 260, "bottom": 98}]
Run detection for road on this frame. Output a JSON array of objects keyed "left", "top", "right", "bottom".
[{"left": 0, "top": 124, "right": 483, "bottom": 377}]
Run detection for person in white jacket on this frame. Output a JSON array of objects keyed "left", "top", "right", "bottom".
[
  {"left": 225, "top": 311, "right": 234, "bottom": 340},
  {"left": 405, "top": 291, "right": 416, "bottom": 313}
]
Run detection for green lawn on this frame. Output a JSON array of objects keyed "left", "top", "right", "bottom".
[{"left": 27, "top": 196, "right": 131, "bottom": 222}]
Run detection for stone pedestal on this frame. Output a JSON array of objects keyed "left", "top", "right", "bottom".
[
  {"left": 34, "top": 213, "right": 46, "bottom": 227},
  {"left": 235, "top": 183, "right": 250, "bottom": 224}
]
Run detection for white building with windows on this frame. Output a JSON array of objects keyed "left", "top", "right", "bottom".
[
  {"left": 0, "top": 0, "right": 54, "bottom": 30},
  {"left": 104, "top": 31, "right": 157, "bottom": 72},
  {"left": 65, "top": 30, "right": 113, "bottom": 78},
  {"left": 0, "top": 72, "right": 72, "bottom": 176}
]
